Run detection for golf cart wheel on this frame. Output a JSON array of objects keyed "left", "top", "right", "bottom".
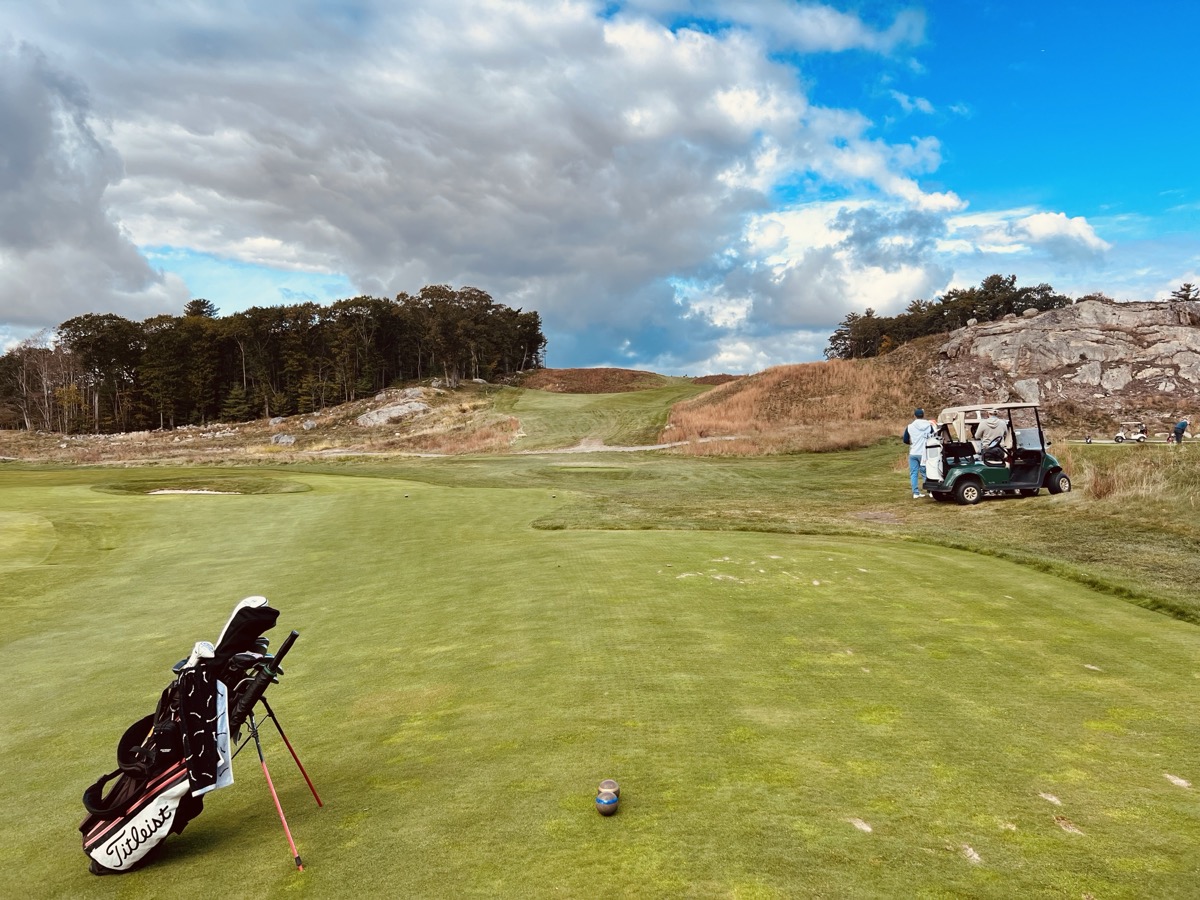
[
  {"left": 931, "top": 491, "right": 951, "bottom": 502},
  {"left": 1018, "top": 487, "right": 1040, "bottom": 497},
  {"left": 953, "top": 480, "right": 983, "bottom": 505},
  {"left": 1135, "top": 435, "right": 1146, "bottom": 443},
  {"left": 1047, "top": 472, "right": 1071, "bottom": 495},
  {"left": 1114, "top": 435, "right": 1124, "bottom": 443}
]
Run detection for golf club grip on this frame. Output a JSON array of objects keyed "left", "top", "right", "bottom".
[
  {"left": 231, "top": 669, "right": 274, "bottom": 727},
  {"left": 230, "top": 631, "right": 299, "bottom": 729},
  {"left": 271, "top": 630, "right": 299, "bottom": 669}
]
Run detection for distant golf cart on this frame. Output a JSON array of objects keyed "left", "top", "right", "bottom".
[
  {"left": 1114, "top": 422, "right": 1148, "bottom": 443},
  {"left": 923, "top": 402, "right": 1071, "bottom": 505}
]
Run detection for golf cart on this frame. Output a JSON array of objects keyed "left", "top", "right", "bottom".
[
  {"left": 1114, "top": 422, "right": 1147, "bottom": 443},
  {"left": 922, "top": 402, "right": 1071, "bottom": 505}
]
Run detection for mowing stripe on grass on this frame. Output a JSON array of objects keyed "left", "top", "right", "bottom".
[{"left": 0, "top": 466, "right": 1196, "bottom": 898}]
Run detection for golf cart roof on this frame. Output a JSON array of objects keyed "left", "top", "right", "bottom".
[{"left": 936, "top": 402, "right": 1040, "bottom": 425}]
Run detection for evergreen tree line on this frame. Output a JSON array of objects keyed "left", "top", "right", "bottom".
[{"left": 0, "top": 285, "right": 546, "bottom": 433}]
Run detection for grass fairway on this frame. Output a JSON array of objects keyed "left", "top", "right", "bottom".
[
  {"left": 1, "top": 464, "right": 1198, "bottom": 898},
  {"left": 493, "top": 382, "right": 710, "bottom": 449}
]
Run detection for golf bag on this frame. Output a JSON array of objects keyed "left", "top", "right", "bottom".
[{"left": 80, "top": 597, "right": 283, "bottom": 875}]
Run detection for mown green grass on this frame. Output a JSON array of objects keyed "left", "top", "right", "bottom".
[
  {"left": 1, "top": 461, "right": 1197, "bottom": 898},
  {"left": 312, "top": 440, "right": 1200, "bottom": 625},
  {"left": 491, "top": 382, "right": 709, "bottom": 449}
]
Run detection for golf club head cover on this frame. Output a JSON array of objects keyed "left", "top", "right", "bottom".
[
  {"left": 212, "top": 597, "right": 279, "bottom": 672},
  {"left": 181, "top": 641, "right": 215, "bottom": 670}
]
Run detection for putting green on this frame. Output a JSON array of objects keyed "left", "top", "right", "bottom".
[{"left": 0, "top": 467, "right": 1196, "bottom": 898}]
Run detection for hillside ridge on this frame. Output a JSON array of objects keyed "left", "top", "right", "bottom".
[{"left": 2, "top": 299, "right": 1197, "bottom": 462}]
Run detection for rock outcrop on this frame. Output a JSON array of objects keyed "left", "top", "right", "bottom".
[
  {"left": 355, "top": 387, "right": 432, "bottom": 427},
  {"left": 933, "top": 299, "right": 1200, "bottom": 419}
]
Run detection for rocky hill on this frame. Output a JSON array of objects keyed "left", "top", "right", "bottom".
[{"left": 932, "top": 299, "right": 1200, "bottom": 427}]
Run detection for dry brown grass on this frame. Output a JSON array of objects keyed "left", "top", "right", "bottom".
[
  {"left": 1068, "top": 445, "right": 1168, "bottom": 500},
  {"left": 1034, "top": 440, "right": 1200, "bottom": 507},
  {"left": 690, "top": 374, "right": 743, "bottom": 386},
  {"left": 386, "top": 415, "right": 522, "bottom": 455},
  {"left": 663, "top": 343, "right": 942, "bottom": 454},
  {"left": 516, "top": 368, "right": 672, "bottom": 393}
]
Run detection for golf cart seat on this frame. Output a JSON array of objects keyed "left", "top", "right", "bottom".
[
  {"left": 981, "top": 445, "right": 1008, "bottom": 467},
  {"left": 940, "top": 440, "right": 977, "bottom": 465}
]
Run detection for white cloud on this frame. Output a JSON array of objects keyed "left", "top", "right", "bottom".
[
  {"left": 943, "top": 208, "right": 1110, "bottom": 262},
  {"left": 0, "top": 1, "right": 960, "bottom": 367},
  {"left": 889, "top": 90, "right": 934, "bottom": 114},
  {"left": 622, "top": 1, "right": 925, "bottom": 53},
  {"left": 0, "top": 1, "right": 1153, "bottom": 374},
  {"left": 1017, "top": 211, "right": 1111, "bottom": 255},
  {"left": 0, "top": 40, "right": 187, "bottom": 326}
]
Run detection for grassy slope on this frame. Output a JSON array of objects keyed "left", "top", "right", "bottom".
[
  {"left": 1, "top": 462, "right": 1198, "bottom": 898},
  {"left": 493, "top": 381, "right": 710, "bottom": 450}
]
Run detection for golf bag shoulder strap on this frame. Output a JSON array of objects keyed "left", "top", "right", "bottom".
[
  {"left": 82, "top": 689, "right": 185, "bottom": 817},
  {"left": 82, "top": 714, "right": 156, "bottom": 815},
  {"left": 80, "top": 758, "right": 197, "bottom": 873},
  {"left": 81, "top": 768, "right": 125, "bottom": 817}
]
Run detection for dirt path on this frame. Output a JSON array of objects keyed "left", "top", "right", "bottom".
[{"left": 515, "top": 436, "right": 742, "bottom": 455}]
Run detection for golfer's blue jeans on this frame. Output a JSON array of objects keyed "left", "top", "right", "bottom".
[{"left": 909, "top": 454, "right": 924, "bottom": 493}]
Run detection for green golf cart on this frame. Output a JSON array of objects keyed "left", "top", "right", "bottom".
[{"left": 922, "top": 402, "right": 1071, "bottom": 505}]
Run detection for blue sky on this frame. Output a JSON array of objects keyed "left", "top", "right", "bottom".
[{"left": 2, "top": 1, "right": 1197, "bottom": 371}]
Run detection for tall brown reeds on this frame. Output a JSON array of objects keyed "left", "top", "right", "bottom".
[{"left": 664, "top": 346, "right": 941, "bottom": 454}]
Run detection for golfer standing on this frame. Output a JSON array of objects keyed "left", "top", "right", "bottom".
[
  {"left": 1174, "top": 417, "right": 1189, "bottom": 446},
  {"left": 904, "top": 408, "right": 935, "bottom": 498}
]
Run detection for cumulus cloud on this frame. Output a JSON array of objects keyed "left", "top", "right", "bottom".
[
  {"left": 625, "top": 1, "right": 926, "bottom": 54},
  {"left": 943, "top": 208, "right": 1110, "bottom": 264},
  {"left": 0, "top": 40, "right": 185, "bottom": 325},
  {"left": 1016, "top": 211, "right": 1111, "bottom": 258},
  {"left": 0, "top": 1, "right": 1119, "bottom": 371}
]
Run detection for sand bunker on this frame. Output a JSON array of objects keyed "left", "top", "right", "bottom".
[{"left": 149, "top": 489, "right": 242, "bottom": 494}]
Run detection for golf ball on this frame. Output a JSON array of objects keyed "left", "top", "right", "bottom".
[{"left": 595, "top": 790, "right": 619, "bottom": 816}]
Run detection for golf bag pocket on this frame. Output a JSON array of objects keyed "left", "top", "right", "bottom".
[{"left": 81, "top": 759, "right": 192, "bottom": 872}]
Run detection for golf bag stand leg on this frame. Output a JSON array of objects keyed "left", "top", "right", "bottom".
[
  {"left": 260, "top": 697, "right": 323, "bottom": 807},
  {"left": 247, "top": 710, "right": 305, "bottom": 871}
]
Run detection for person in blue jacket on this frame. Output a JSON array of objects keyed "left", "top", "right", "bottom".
[
  {"left": 1173, "top": 417, "right": 1189, "bottom": 446},
  {"left": 903, "top": 408, "right": 935, "bottom": 498}
]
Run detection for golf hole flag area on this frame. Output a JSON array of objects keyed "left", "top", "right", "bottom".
[{"left": 0, "top": 465, "right": 1197, "bottom": 897}]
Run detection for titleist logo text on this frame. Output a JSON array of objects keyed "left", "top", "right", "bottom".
[{"left": 104, "top": 804, "right": 172, "bottom": 866}]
